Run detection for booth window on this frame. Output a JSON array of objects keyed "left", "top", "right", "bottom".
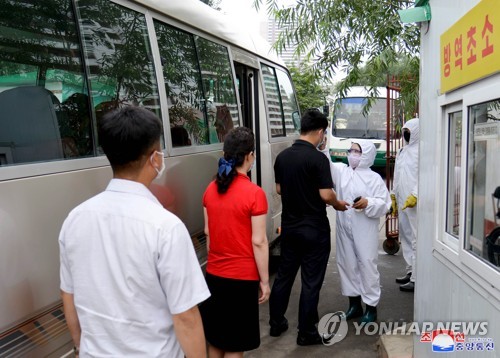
[
  {"left": 446, "top": 111, "right": 463, "bottom": 238},
  {"left": 465, "top": 99, "right": 500, "bottom": 270}
]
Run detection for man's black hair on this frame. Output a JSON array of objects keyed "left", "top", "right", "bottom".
[
  {"left": 98, "top": 106, "right": 162, "bottom": 170},
  {"left": 300, "top": 109, "right": 328, "bottom": 135}
]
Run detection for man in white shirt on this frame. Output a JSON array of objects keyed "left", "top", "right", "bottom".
[{"left": 59, "top": 106, "right": 210, "bottom": 357}]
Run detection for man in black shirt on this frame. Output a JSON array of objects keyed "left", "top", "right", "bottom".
[{"left": 269, "top": 109, "right": 348, "bottom": 345}]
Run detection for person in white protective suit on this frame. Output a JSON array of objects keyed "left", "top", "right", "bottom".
[
  {"left": 391, "top": 117, "right": 419, "bottom": 293},
  {"left": 324, "top": 139, "right": 391, "bottom": 324}
]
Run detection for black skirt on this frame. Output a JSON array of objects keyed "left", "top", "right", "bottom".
[{"left": 200, "top": 273, "right": 260, "bottom": 352}]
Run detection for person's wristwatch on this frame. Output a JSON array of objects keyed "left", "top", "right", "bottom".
[{"left": 73, "top": 346, "right": 79, "bottom": 356}]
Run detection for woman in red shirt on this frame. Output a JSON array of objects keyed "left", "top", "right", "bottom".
[{"left": 200, "top": 127, "right": 270, "bottom": 357}]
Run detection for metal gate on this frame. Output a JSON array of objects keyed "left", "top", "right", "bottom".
[{"left": 383, "top": 76, "right": 405, "bottom": 254}]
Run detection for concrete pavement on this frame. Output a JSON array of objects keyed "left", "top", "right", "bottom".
[{"left": 247, "top": 206, "right": 414, "bottom": 358}]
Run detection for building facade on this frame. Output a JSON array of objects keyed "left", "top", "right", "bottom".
[{"left": 416, "top": 0, "right": 499, "bottom": 356}]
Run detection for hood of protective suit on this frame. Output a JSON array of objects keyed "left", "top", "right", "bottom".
[
  {"left": 403, "top": 117, "right": 419, "bottom": 146},
  {"left": 351, "top": 139, "right": 376, "bottom": 169},
  {"left": 394, "top": 116, "right": 419, "bottom": 202}
]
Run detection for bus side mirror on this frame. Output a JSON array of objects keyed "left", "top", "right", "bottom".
[{"left": 323, "top": 105, "right": 329, "bottom": 117}]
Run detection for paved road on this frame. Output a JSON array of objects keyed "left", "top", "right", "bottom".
[{"left": 247, "top": 206, "right": 414, "bottom": 358}]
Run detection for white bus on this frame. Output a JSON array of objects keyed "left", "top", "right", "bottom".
[
  {"left": 0, "top": 0, "right": 300, "bottom": 356},
  {"left": 328, "top": 86, "right": 391, "bottom": 171}
]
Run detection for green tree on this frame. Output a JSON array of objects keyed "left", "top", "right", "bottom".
[
  {"left": 289, "top": 65, "right": 328, "bottom": 114},
  {"left": 254, "top": 0, "right": 420, "bottom": 119}
]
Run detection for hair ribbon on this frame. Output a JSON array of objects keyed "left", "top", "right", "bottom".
[{"left": 218, "top": 157, "right": 235, "bottom": 176}]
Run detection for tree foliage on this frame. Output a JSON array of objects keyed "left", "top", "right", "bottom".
[
  {"left": 289, "top": 64, "right": 328, "bottom": 114},
  {"left": 254, "top": 0, "right": 420, "bottom": 119}
]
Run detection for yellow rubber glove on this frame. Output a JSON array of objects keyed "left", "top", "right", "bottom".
[
  {"left": 402, "top": 194, "right": 417, "bottom": 210},
  {"left": 390, "top": 193, "right": 398, "bottom": 215}
]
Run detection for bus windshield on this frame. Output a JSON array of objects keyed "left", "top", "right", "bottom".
[{"left": 333, "top": 97, "right": 387, "bottom": 139}]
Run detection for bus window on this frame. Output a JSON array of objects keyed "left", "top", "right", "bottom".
[
  {"left": 261, "top": 64, "right": 299, "bottom": 137},
  {"left": 466, "top": 99, "right": 500, "bottom": 270},
  {"left": 261, "top": 64, "right": 284, "bottom": 137},
  {"left": 275, "top": 68, "right": 300, "bottom": 136},
  {"left": 0, "top": 86, "right": 64, "bottom": 163},
  {"left": 76, "top": 0, "right": 162, "bottom": 147},
  {"left": 329, "top": 87, "right": 389, "bottom": 169},
  {"left": 154, "top": 21, "right": 206, "bottom": 147},
  {"left": 333, "top": 97, "right": 387, "bottom": 139},
  {"left": 0, "top": 1, "right": 92, "bottom": 165},
  {"left": 195, "top": 36, "right": 239, "bottom": 144}
]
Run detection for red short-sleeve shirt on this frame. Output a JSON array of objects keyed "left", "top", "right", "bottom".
[{"left": 203, "top": 173, "right": 268, "bottom": 281}]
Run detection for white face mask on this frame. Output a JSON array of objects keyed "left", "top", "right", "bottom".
[
  {"left": 347, "top": 153, "right": 361, "bottom": 169},
  {"left": 250, "top": 158, "right": 256, "bottom": 171},
  {"left": 151, "top": 151, "right": 165, "bottom": 179},
  {"left": 317, "top": 129, "right": 327, "bottom": 149}
]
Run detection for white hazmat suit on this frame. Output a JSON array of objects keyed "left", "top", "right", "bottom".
[
  {"left": 393, "top": 117, "right": 419, "bottom": 283},
  {"left": 329, "top": 139, "right": 391, "bottom": 306}
]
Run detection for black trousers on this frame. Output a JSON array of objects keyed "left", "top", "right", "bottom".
[{"left": 269, "top": 225, "right": 331, "bottom": 336}]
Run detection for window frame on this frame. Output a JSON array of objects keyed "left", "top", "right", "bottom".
[
  {"left": 259, "top": 60, "right": 300, "bottom": 142},
  {"left": 146, "top": 8, "right": 242, "bottom": 156},
  {"left": 461, "top": 86, "right": 500, "bottom": 285},
  {"left": 434, "top": 80, "right": 500, "bottom": 299},
  {"left": 76, "top": 0, "right": 163, "bottom": 148},
  {"left": 444, "top": 110, "right": 463, "bottom": 240},
  {"left": 274, "top": 67, "right": 300, "bottom": 137},
  {"left": 437, "top": 101, "right": 463, "bottom": 255},
  {"left": 0, "top": 1, "right": 94, "bottom": 169},
  {"left": 0, "top": 0, "right": 245, "bottom": 180},
  {"left": 260, "top": 62, "right": 286, "bottom": 139}
]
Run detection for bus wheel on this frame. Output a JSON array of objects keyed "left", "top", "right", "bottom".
[{"left": 383, "top": 238, "right": 400, "bottom": 255}]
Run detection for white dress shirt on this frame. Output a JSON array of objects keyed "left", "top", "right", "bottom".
[{"left": 60, "top": 179, "right": 210, "bottom": 357}]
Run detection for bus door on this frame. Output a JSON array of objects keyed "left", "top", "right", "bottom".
[{"left": 234, "top": 62, "right": 262, "bottom": 186}]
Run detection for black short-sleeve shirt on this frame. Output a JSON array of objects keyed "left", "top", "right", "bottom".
[{"left": 274, "top": 139, "right": 334, "bottom": 232}]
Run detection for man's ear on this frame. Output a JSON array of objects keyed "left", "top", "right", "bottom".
[{"left": 148, "top": 150, "right": 159, "bottom": 170}]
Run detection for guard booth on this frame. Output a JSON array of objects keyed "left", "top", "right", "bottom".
[{"left": 411, "top": 0, "right": 500, "bottom": 356}]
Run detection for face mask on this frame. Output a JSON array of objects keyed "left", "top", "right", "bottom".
[
  {"left": 151, "top": 151, "right": 165, "bottom": 179},
  {"left": 403, "top": 131, "right": 411, "bottom": 143},
  {"left": 248, "top": 151, "right": 256, "bottom": 171},
  {"left": 348, "top": 153, "right": 361, "bottom": 169},
  {"left": 317, "top": 129, "right": 327, "bottom": 149}
]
